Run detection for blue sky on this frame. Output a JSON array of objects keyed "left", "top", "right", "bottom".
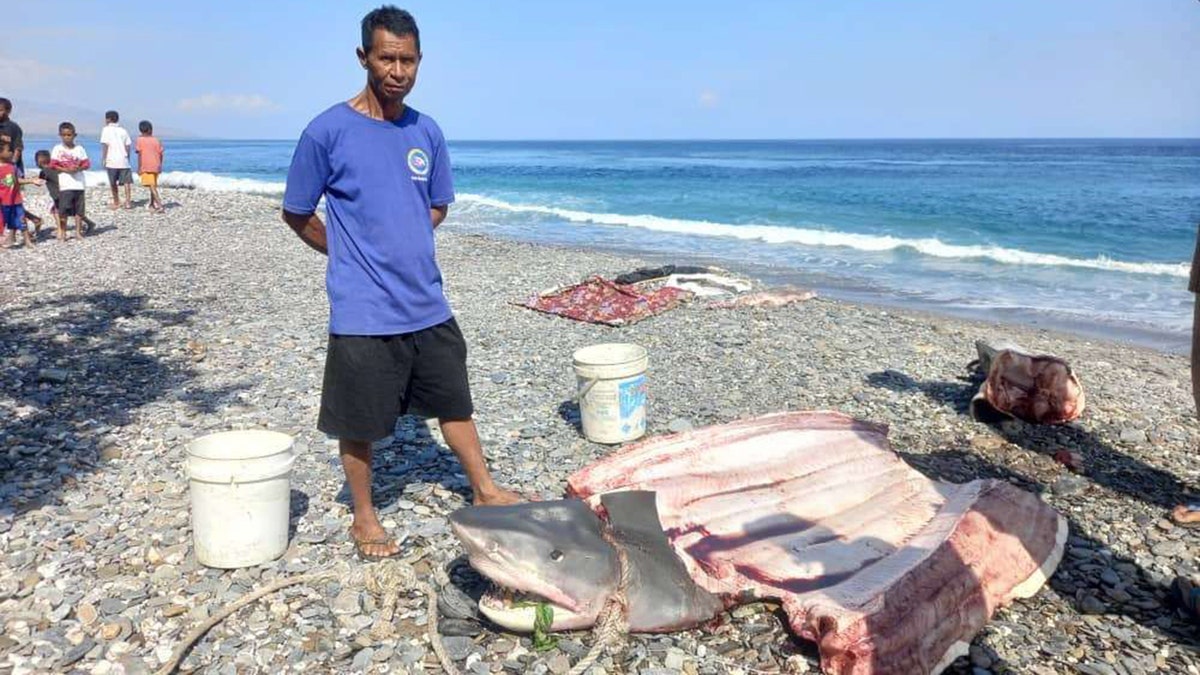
[{"left": 9, "top": 0, "right": 1199, "bottom": 140}]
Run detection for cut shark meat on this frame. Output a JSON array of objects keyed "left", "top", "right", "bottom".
[
  {"left": 970, "top": 340, "right": 1085, "bottom": 424},
  {"left": 566, "top": 412, "right": 1066, "bottom": 675}
]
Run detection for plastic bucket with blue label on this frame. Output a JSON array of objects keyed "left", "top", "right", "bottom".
[{"left": 572, "top": 343, "right": 648, "bottom": 444}]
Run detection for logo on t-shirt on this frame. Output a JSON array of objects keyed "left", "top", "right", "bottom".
[{"left": 407, "top": 148, "right": 430, "bottom": 177}]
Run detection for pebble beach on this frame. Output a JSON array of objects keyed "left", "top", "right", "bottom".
[{"left": 1, "top": 186, "right": 1198, "bottom": 674}]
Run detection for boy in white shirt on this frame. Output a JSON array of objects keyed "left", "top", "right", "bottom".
[
  {"left": 100, "top": 110, "right": 132, "bottom": 210},
  {"left": 50, "top": 122, "right": 90, "bottom": 241}
]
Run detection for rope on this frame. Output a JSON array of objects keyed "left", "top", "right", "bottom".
[
  {"left": 154, "top": 523, "right": 633, "bottom": 675},
  {"left": 153, "top": 557, "right": 460, "bottom": 675},
  {"left": 566, "top": 519, "right": 632, "bottom": 675}
]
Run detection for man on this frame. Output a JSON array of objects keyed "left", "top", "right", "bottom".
[
  {"left": 1170, "top": 227, "right": 1200, "bottom": 619},
  {"left": 0, "top": 98, "right": 42, "bottom": 231},
  {"left": 282, "top": 5, "right": 521, "bottom": 560},
  {"left": 100, "top": 110, "right": 133, "bottom": 209},
  {"left": 0, "top": 99, "right": 24, "bottom": 176}
]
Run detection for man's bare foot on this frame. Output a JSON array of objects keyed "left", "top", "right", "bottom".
[
  {"left": 109, "top": 203, "right": 119, "bottom": 211},
  {"left": 474, "top": 486, "right": 524, "bottom": 506},
  {"left": 349, "top": 522, "right": 401, "bottom": 560},
  {"left": 1171, "top": 503, "right": 1200, "bottom": 526}
]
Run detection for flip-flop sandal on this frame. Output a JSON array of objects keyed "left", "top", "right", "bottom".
[
  {"left": 1170, "top": 577, "right": 1200, "bottom": 619},
  {"left": 1171, "top": 502, "right": 1200, "bottom": 528},
  {"left": 352, "top": 534, "right": 402, "bottom": 562}
]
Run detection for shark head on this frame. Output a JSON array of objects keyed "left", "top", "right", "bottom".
[{"left": 448, "top": 499, "right": 620, "bottom": 631}]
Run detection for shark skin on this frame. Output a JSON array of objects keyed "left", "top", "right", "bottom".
[{"left": 452, "top": 412, "right": 1066, "bottom": 675}]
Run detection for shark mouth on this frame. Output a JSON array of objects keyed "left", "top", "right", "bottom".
[{"left": 477, "top": 584, "right": 590, "bottom": 632}]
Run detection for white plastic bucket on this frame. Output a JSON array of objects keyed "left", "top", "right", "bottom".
[
  {"left": 573, "top": 343, "right": 649, "bottom": 444},
  {"left": 186, "top": 430, "right": 296, "bottom": 569}
]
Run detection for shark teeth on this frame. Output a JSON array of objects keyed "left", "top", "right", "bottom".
[{"left": 480, "top": 584, "right": 549, "bottom": 610}]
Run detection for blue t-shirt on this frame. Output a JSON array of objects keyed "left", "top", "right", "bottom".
[{"left": 283, "top": 103, "right": 455, "bottom": 335}]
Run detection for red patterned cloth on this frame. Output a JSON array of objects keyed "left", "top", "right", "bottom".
[{"left": 519, "top": 276, "right": 691, "bottom": 326}]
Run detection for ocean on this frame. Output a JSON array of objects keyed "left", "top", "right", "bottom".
[{"left": 28, "top": 136, "right": 1200, "bottom": 352}]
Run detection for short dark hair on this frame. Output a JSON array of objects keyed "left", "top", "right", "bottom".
[
  {"left": 139, "top": 120, "right": 153, "bottom": 134},
  {"left": 105, "top": 110, "right": 119, "bottom": 123},
  {"left": 35, "top": 149, "right": 50, "bottom": 162},
  {"left": 0, "top": 98, "right": 11, "bottom": 113},
  {"left": 361, "top": 5, "right": 420, "bottom": 54},
  {"left": 59, "top": 122, "right": 76, "bottom": 134}
]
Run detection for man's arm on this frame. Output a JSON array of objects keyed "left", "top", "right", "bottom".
[
  {"left": 431, "top": 204, "right": 448, "bottom": 229},
  {"left": 282, "top": 209, "right": 328, "bottom": 255}
]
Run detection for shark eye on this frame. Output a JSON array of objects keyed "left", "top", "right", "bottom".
[{"left": 549, "top": 549, "right": 565, "bottom": 562}]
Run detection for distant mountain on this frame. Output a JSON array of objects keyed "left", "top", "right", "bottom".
[{"left": 14, "top": 100, "right": 198, "bottom": 139}]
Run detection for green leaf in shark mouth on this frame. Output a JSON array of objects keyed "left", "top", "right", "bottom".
[{"left": 532, "top": 603, "right": 557, "bottom": 652}]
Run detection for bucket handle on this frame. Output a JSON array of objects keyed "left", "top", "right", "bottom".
[{"left": 574, "top": 379, "right": 598, "bottom": 403}]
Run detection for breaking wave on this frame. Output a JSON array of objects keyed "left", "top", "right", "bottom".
[
  {"left": 457, "top": 193, "right": 1190, "bottom": 279},
  {"left": 77, "top": 170, "right": 285, "bottom": 195}
]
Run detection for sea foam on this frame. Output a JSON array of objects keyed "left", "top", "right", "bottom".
[
  {"left": 457, "top": 193, "right": 1189, "bottom": 279},
  {"left": 78, "top": 170, "right": 285, "bottom": 195}
]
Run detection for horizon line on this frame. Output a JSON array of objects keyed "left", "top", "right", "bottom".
[{"left": 23, "top": 134, "right": 1200, "bottom": 143}]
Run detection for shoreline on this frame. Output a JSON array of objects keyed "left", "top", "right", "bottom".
[
  {"left": 450, "top": 223, "right": 1192, "bottom": 356},
  {"left": 0, "top": 187, "right": 1196, "bottom": 674}
]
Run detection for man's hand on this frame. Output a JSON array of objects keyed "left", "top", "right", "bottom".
[
  {"left": 431, "top": 204, "right": 448, "bottom": 229},
  {"left": 283, "top": 209, "right": 329, "bottom": 255}
]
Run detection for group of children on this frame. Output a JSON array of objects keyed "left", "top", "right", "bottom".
[{"left": 2, "top": 110, "right": 165, "bottom": 248}]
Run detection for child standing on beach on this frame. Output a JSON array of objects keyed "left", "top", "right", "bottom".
[
  {"left": 100, "top": 110, "right": 133, "bottom": 210},
  {"left": 50, "top": 122, "right": 90, "bottom": 241},
  {"left": 0, "top": 142, "right": 37, "bottom": 248},
  {"left": 136, "top": 120, "right": 164, "bottom": 213}
]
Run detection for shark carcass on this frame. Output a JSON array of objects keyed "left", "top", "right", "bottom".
[{"left": 450, "top": 412, "right": 1067, "bottom": 674}]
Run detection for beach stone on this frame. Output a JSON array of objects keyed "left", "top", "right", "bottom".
[
  {"left": 58, "top": 637, "right": 96, "bottom": 669},
  {"left": 76, "top": 602, "right": 99, "bottom": 626},
  {"left": 664, "top": 648, "right": 688, "bottom": 669},
  {"left": 441, "top": 636, "right": 475, "bottom": 661},
  {"left": 667, "top": 418, "right": 694, "bottom": 434},
  {"left": 1080, "top": 595, "right": 1107, "bottom": 615},
  {"left": 969, "top": 645, "right": 993, "bottom": 669},
  {"left": 351, "top": 648, "right": 374, "bottom": 671},
  {"left": 1118, "top": 428, "right": 1147, "bottom": 444},
  {"left": 1051, "top": 476, "right": 1088, "bottom": 497},
  {"left": 437, "top": 584, "right": 479, "bottom": 619},
  {"left": 784, "top": 655, "right": 811, "bottom": 673},
  {"left": 547, "top": 653, "right": 572, "bottom": 675},
  {"left": 1152, "top": 541, "right": 1185, "bottom": 557},
  {"left": 38, "top": 368, "right": 69, "bottom": 383},
  {"left": 439, "top": 618, "right": 482, "bottom": 637},
  {"left": 161, "top": 604, "right": 188, "bottom": 618},
  {"left": 331, "top": 589, "right": 361, "bottom": 615}
]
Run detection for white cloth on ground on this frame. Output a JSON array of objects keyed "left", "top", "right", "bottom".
[{"left": 663, "top": 273, "right": 753, "bottom": 297}]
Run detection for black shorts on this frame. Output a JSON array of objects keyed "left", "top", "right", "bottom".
[
  {"left": 318, "top": 318, "right": 474, "bottom": 442},
  {"left": 57, "top": 191, "right": 85, "bottom": 217},
  {"left": 107, "top": 168, "right": 133, "bottom": 186}
]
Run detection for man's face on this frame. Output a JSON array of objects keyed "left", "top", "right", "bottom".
[
  {"left": 0, "top": 106, "right": 9, "bottom": 122},
  {"left": 60, "top": 128, "right": 76, "bottom": 146},
  {"left": 358, "top": 29, "right": 421, "bottom": 104}
]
